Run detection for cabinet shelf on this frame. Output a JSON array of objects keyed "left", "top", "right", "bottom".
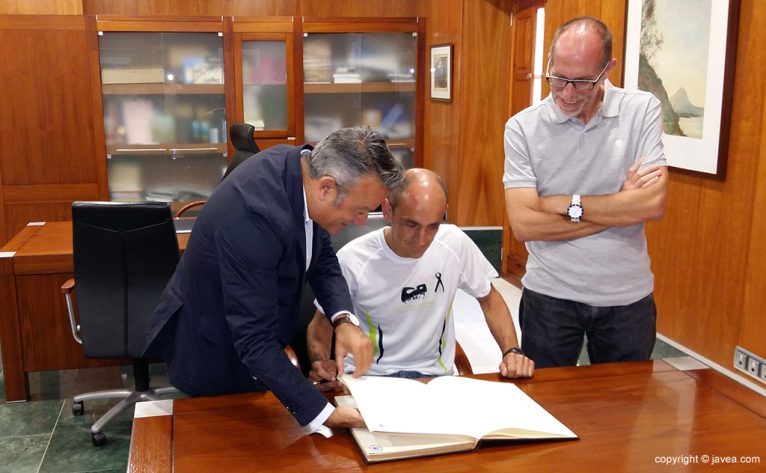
[
  {"left": 102, "top": 84, "right": 225, "bottom": 95},
  {"left": 106, "top": 143, "right": 227, "bottom": 155},
  {"left": 303, "top": 82, "right": 415, "bottom": 94}
]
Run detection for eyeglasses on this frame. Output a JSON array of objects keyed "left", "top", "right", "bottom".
[{"left": 545, "top": 61, "right": 610, "bottom": 91}]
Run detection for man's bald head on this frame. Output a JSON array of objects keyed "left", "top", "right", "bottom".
[
  {"left": 382, "top": 168, "right": 448, "bottom": 258},
  {"left": 388, "top": 168, "right": 448, "bottom": 212}
]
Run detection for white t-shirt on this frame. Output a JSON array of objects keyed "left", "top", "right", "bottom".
[{"left": 330, "top": 224, "right": 498, "bottom": 376}]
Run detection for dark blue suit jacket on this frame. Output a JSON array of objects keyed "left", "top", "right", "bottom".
[{"left": 144, "top": 145, "right": 353, "bottom": 426}]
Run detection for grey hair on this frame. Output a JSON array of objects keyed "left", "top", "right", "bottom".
[
  {"left": 305, "top": 126, "right": 405, "bottom": 205},
  {"left": 548, "top": 16, "right": 612, "bottom": 69}
]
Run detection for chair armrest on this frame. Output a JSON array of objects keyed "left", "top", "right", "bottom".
[
  {"left": 176, "top": 200, "right": 206, "bottom": 217},
  {"left": 61, "top": 278, "right": 82, "bottom": 344},
  {"left": 61, "top": 278, "right": 75, "bottom": 294},
  {"left": 454, "top": 341, "right": 474, "bottom": 376},
  {"left": 284, "top": 345, "right": 301, "bottom": 370}
]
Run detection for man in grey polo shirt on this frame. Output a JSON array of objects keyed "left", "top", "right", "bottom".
[{"left": 503, "top": 16, "right": 668, "bottom": 368}]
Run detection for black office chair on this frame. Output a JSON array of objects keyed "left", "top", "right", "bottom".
[
  {"left": 223, "top": 122, "right": 260, "bottom": 179},
  {"left": 61, "top": 202, "right": 180, "bottom": 446},
  {"left": 176, "top": 122, "right": 261, "bottom": 217}
]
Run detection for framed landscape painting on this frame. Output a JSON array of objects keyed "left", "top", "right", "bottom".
[{"left": 623, "top": 0, "right": 740, "bottom": 178}]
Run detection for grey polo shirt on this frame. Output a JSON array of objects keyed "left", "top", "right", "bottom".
[{"left": 503, "top": 81, "right": 665, "bottom": 306}]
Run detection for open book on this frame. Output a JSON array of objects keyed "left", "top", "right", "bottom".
[{"left": 337, "top": 375, "right": 577, "bottom": 463}]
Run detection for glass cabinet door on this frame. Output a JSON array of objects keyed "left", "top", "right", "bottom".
[
  {"left": 99, "top": 30, "right": 227, "bottom": 204},
  {"left": 303, "top": 30, "right": 418, "bottom": 168},
  {"left": 239, "top": 33, "right": 293, "bottom": 136}
]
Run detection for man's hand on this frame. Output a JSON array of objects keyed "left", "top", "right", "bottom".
[
  {"left": 334, "top": 323, "right": 372, "bottom": 377},
  {"left": 324, "top": 406, "right": 366, "bottom": 429},
  {"left": 499, "top": 352, "right": 535, "bottom": 378},
  {"left": 309, "top": 359, "right": 338, "bottom": 383},
  {"left": 622, "top": 157, "right": 662, "bottom": 191}
]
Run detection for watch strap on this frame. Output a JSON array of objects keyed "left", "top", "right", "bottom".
[
  {"left": 503, "top": 347, "right": 525, "bottom": 357},
  {"left": 332, "top": 313, "right": 357, "bottom": 329}
]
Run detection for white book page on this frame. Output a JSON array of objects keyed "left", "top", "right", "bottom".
[
  {"left": 341, "top": 375, "right": 576, "bottom": 439},
  {"left": 340, "top": 375, "right": 452, "bottom": 435},
  {"left": 426, "top": 377, "right": 576, "bottom": 439}
]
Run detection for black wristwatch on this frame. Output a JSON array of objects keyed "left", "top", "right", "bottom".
[
  {"left": 332, "top": 312, "right": 360, "bottom": 329},
  {"left": 502, "top": 347, "right": 525, "bottom": 357}
]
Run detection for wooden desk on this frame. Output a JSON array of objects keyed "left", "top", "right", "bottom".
[
  {"left": 129, "top": 361, "right": 766, "bottom": 472},
  {"left": 0, "top": 221, "right": 190, "bottom": 401}
]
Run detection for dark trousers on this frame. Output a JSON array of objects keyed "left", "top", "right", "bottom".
[{"left": 519, "top": 288, "right": 657, "bottom": 368}]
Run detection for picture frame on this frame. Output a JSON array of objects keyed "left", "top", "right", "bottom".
[
  {"left": 623, "top": 0, "right": 740, "bottom": 178},
  {"left": 430, "top": 44, "right": 453, "bottom": 102}
]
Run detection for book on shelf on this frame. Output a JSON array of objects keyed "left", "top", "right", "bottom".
[
  {"left": 337, "top": 374, "right": 577, "bottom": 463},
  {"left": 333, "top": 72, "right": 362, "bottom": 84},
  {"left": 333, "top": 78, "right": 362, "bottom": 84}
]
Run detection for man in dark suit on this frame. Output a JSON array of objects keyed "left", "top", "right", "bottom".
[{"left": 144, "top": 127, "right": 405, "bottom": 431}]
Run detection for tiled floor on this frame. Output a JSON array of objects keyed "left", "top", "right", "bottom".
[
  {"left": 0, "top": 281, "right": 690, "bottom": 473},
  {"left": 0, "top": 360, "right": 167, "bottom": 473}
]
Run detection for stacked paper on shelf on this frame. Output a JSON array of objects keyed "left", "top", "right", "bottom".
[
  {"left": 333, "top": 73, "right": 362, "bottom": 84},
  {"left": 101, "top": 68, "right": 165, "bottom": 84}
]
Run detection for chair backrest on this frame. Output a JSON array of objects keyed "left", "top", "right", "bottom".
[
  {"left": 223, "top": 122, "right": 260, "bottom": 179},
  {"left": 72, "top": 202, "right": 180, "bottom": 359},
  {"left": 292, "top": 213, "right": 388, "bottom": 374}
]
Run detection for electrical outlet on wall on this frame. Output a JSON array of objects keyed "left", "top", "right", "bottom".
[
  {"left": 734, "top": 346, "right": 766, "bottom": 385},
  {"left": 734, "top": 348, "right": 748, "bottom": 371}
]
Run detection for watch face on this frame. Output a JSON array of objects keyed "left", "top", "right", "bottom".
[{"left": 567, "top": 204, "right": 583, "bottom": 219}]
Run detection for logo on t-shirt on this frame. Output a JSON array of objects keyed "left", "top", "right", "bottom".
[
  {"left": 435, "top": 272, "right": 445, "bottom": 293},
  {"left": 401, "top": 284, "right": 427, "bottom": 303}
]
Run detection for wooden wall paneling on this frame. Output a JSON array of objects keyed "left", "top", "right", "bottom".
[
  {"left": 298, "top": 0, "right": 424, "bottom": 18},
  {"left": 86, "top": 14, "right": 109, "bottom": 200},
  {"left": 596, "top": 0, "right": 625, "bottom": 86},
  {"left": 4, "top": 203, "right": 81, "bottom": 239},
  {"left": 0, "top": 1, "right": 82, "bottom": 15},
  {"left": 510, "top": 7, "right": 535, "bottom": 117},
  {"left": 224, "top": 16, "right": 238, "bottom": 159},
  {"left": 502, "top": 2, "right": 538, "bottom": 280},
  {"left": 741, "top": 61, "right": 766, "bottom": 361},
  {"left": 293, "top": 17, "right": 304, "bottom": 144},
  {"left": 3, "top": 183, "right": 99, "bottom": 238},
  {"left": 649, "top": 0, "right": 763, "bottom": 373},
  {"left": 421, "top": 0, "right": 459, "bottom": 213},
  {"left": 0, "top": 16, "right": 102, "bottom": 244},
  {"left": 414, "top": 17, "right": 426, "bottom": 167},
  {"left": 94, "top": 16, "right": 224, "bottom": 32},
  {"left": 452, "top": 0, "right": 514, "bottom": 227},
  {"left": 0, "top": 143, "right": 6, "bottom": 243},
  {"left": 731, "top": 0, "right": 766, "bottom": 366},
  {"left": 0, "top": 17, "right": 98, "bottom": 185},
  {"left": 84, "top": 0, "right": 296, "bottom": 17}
]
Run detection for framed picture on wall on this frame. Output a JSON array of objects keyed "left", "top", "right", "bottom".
[
  {"left": 623, "top": 0, "right": 740, "bottom": 178},
  {"left": 430, "top": 44, "right": 453, "bottom": 102}
]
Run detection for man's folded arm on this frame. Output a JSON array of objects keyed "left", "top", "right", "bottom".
[
  {"left": 505, "top": 187, "right": 608, "bottom": 242},
  {"left": 539, "top": 165, "right": 668, "bottom": 227}
]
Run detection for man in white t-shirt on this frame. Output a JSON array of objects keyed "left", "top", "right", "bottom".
[{"left": 307, "top": 168, "right": 534, "bottom": 380}]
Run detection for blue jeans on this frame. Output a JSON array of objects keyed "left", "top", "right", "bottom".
[{"left": 519, "top": 288, "right": 656, "bottom": 368}]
